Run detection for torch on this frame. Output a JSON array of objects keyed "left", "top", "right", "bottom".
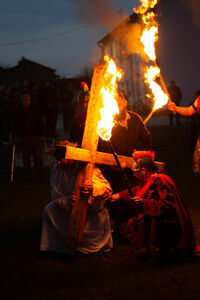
[
  {"left": 108, "top": 141, "right": 134, "bottom": 198},
  {"left": 134, "top": 0, "right": 171, "bottom": 125}
]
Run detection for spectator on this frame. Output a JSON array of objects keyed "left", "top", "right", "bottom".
[
  {"left": 69, "top": 82, "right": 89, "bottom": 144},
  {"left": 43, "top": 81, "right": 59, "bottom": 139},
  {"left": 62, "top": 83, "right": 75, "bottom": 133},
  {"left": 0, "top": 86, "right": 12, "bottom": 145},
  {"left": 168, "top": 80, "right": 182, "bottom": 126},
  {"left": 12, "top": 91, "right": 44, "bottom": 181}
]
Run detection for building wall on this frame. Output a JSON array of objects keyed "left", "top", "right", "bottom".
[{"left": 99, "top": 31, "right": 147, "bottom": 113}]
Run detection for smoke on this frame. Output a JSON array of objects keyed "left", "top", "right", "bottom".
[
  {"left": 182, "top": 0, "right": 200, "bottom": 29},
  {"left": 69, "top": 0, "right": 128, "bottom": 31}
]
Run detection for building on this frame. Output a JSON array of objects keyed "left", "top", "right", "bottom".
[
  {"left": 97, "top": 12, "right": 151, "bottom": 113},
  {"left": 0, "top": 56, "right": 57, "bottom": 87}
]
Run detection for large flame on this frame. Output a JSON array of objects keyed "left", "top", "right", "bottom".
[
  {"left": 145, "top": 66, "right": 168, "bottom": 110},
  {"left": 141, "top": 25, "right": 158, "bottom": 61},
  {"left": 97, "top": 56, "right": 122, "bottom": 141},
  {"left": 135, "top": 0, "right": 168, "bottom": 112},
  {"left": 134, "top": 0, "right": 158, "bottom": 15}
]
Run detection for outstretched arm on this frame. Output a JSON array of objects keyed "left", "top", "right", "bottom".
[{"left": 168, "top": 98, "right": 197, "bottom": 116}]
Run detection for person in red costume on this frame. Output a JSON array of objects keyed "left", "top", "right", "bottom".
[{"left": 111, "top": 151, "right": 199, "bottom": 259}]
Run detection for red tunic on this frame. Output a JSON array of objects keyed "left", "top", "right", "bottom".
[{"left": 119, "top": 173, "right": 196, "bottom": 251}]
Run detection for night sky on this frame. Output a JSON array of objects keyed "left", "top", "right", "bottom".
[
  {"left": 158, "top": 0, "right": 200, "bottom": 105},
  {"left": 0, "top": 0, "right": 137, "bottom": 76},
  {"left": 1, "top": 0, "right": 200, "bottom": 105}
]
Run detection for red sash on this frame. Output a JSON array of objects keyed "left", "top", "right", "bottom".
[{"left": 197, "top": 96, "right": 200, "bottom": 114}]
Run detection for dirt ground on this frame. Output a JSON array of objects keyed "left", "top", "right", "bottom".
[{"left": 1, "top": 121, "right": 200, "bottom": 300}]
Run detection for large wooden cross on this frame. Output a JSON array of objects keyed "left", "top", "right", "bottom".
[
  {"left": 66, "top": 64, "right": 107, "bottom": 248},
  {"left": 64, "top": 65, "right": 164, "bottom": 248}
]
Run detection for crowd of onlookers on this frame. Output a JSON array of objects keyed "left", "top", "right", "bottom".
[
  {"left": 0, "top": 79, "right": 90, "bottom": 144},
  {"left": 0, "top": 80, "right": 59, "bottom": 145},
  {"left": 0, "top": 79, "right": 90, "bottom": 181}
]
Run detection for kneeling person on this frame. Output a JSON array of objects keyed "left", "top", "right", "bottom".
[
  {"left": 40, "top": 143, "right": 113, "bottom": 255},
  {"left": 111, "top": 152, "right": 196, "bottom": 256}
]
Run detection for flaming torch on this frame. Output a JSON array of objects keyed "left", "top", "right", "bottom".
[
  {"left": 97, "top": 56, "right": 135, "bottom": 198},
  {"left": 134, "top": 0, "right": 171, "bottom": 124}
]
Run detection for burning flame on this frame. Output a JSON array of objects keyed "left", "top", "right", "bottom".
[
  {"left": 141, "top": 25, "right": 158, "bottom": 61},
  {"left": 135, "top": 0, "right": 168, "bottom": 113},
  {"left": 145, "top": 66, "right": 168, "bottom": 110},
  {"left": 97, "top": 56, "right": 122, "bottom": 141},
  {"left": 134, "top": 0, "right": 158, "bottom": 15}
]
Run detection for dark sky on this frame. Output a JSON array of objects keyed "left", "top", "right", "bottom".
[
  {"left": 1, "top": 0, "right": 199, "bottom": 105},
  {"left": 0, "top": 0, "right": 137, "bottom": 77},
  {"left": 157, "top": 0, "right": 200, "bottom": 105}
]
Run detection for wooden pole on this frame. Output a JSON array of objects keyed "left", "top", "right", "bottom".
[
  {"left": 144, "top": 110, "right": 154, "bottom": 125},
  {"left": 10, "top": 144, "right": 15, "bottom": 184},
  {"left": 108, "top": 141, "right": 134, "bottom": 198},
  {"left": 66, "top": 64, "right": 106, "bottom": 248}
]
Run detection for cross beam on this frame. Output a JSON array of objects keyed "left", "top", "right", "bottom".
[{"left": 56, "top": 144, "right": 164, "bottom": 172}]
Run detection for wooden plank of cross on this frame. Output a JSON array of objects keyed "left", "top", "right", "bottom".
[{"left": 66, "top": 64, "right": 106, "bottom": 248}]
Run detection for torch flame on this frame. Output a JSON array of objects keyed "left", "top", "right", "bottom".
[
  {"left": 134, "top": 0, "right": 169, "bottom": 115},
  {"left": 134, "top": 0, "right": 158, "bottom": 15},
  {"left": 145, "top": 66, "right": 168, "bottom": 111},
  {"left": 141, "top": 26, "right": 158, "bottom": 61},
  {"left": 97, "top": 56, "right": 122, "bottom": 141}
]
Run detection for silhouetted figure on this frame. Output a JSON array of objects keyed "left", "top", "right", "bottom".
[
  {"left": 12, "top": 91, "right": 44, "bottom": 181},
  {"left": 62, "top": 84, "right": 75, "bottom": 133},
  {"left": 168, "top": 80, "right": 182, "bottom": 126},
  {"left": 43, "top": 81, "right": 58, "bottom": 139},
  {"left": 0, "top": 86, "right": 12, "bottom": 145},
  {"left": 69, "top": 82, "right": 89, "bottom": 144}
]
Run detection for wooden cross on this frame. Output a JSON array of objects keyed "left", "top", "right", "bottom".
[
  {"left": 66, "top": 64, "right": 107, "bottom": 248},
  {"left": 65, "top": 65, "right": 164, "bottom": 248}
]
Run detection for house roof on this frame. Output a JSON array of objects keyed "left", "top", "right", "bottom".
[
  {"left": 9, "top": 56, "right": 56, "bottom": 72},
  {"left": 97, "top": 13, "right": 140, "bottom": 46}
]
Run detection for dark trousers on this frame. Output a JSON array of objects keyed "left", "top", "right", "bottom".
[
  {"left": 22, "top": 136, "right": 44, "bottom": 179},
  {"left": 45, "top": 110, "right": 57, "bottom": 138},
  {"left": 169, "top": 111, "right": 180, "bottom": 126}
]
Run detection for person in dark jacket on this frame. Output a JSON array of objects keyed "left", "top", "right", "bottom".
[
  {"left": 69, "top": 82, "right": 90, "bottom": 144},
  {"left": 98, "top": 91, "right": 151, "bottom": 241},
  {"left": 12, "top": 91, "right": 44, "bottom": 181},
  {"left": 98, "top": 91, "right": 151, "bottom": 193},
  {"left": 42, "top": 81, "right": 58, "bottom": 139},
  {"left": 168, "top": 80, "right": 182, "bottom": 126}
]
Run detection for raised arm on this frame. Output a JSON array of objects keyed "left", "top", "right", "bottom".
[{"left": 168, "top": 98, "right": 198, "bottom": 116}]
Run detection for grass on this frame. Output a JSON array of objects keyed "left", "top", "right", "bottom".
[{"left": 1, "top": 123, "right": 200, "bottom": 299}]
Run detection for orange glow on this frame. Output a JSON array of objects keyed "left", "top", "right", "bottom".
[
  {"left": 134, "top": 0, "right": 168, "bottom": 112},
  {"left": 97, "top": 56, "right": 122, "bottom": 141},
  {"left": 133, "top": 0, "right": 158, "bottom": 15},
  {"left": 134, "top": 0, "right": 158, "bottom": 15},
  {"left": 141, "top": 26, "right": 158, "bottom": 61},
  {"left": 144, "top": 66, "right": 168, "bottom": 110}
]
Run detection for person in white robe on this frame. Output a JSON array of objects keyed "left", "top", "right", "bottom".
[{"left": 40, "top": 159, "right": 113, "bottom": 255}]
